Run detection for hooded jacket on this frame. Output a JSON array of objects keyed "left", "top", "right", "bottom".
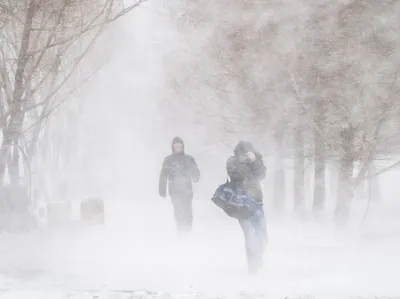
[
  {"left": 226, "top": 141, "right": 266, "bottom": 203},
  {"left": 159, "top": 137, "right": 200, "bottom": 198}
]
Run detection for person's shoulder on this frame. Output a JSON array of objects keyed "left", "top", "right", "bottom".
[
  {"left": 184, "top": 154, "right": 196, "bottom": 161},
  {"left": 253, "top": 150, "right": 264, "bottom": 159},
  {"left": 163, "top": 154, "right": 174, "bottom": 162},
  {"left": 227, "top": 156, "right": 237, "bottom": 164}
]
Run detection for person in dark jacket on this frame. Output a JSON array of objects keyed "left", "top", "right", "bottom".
[
  {"left": 226, "top": 141, "right": 267, "bottom": 274},
  {"left": 159, "top": 137, "right": 200, "bottom": 235}
]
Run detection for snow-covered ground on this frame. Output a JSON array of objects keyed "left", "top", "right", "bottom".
[
  {"left": 1, "top": 197, "right": 399, "bottom": 299},
  {"left": 1, "top": 1, "right": 399, "bottom": 298}
]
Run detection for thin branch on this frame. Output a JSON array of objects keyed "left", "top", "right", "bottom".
[
  {"left": 22, "top": 60, "right": 101, "bottom": 135},
  {"left": 23, "top": 27, "right": 104, "bottom": 115},
  {"left": 27, "top": 0, "right": 148, "bottom": 55},
  {"left": 354, "top": 68, "right": 400, "bottom": 185},
  {"left": 27, "top": 3, "right": 68, "bottom": 82},
  {"left": 0, "top": 3, "right": 24, "bottom": 25}
]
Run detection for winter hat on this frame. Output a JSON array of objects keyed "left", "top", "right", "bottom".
[
  {"left": 171, "top": 136, "right": 184, "bottom": 152},
  {"left": 234, "top": 141, "right": 255, "bottom": 156},
  {"left": 172, "top": 136, "right": 184, "bottom": 145}
]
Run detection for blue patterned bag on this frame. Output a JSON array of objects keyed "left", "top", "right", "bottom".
[{"left": 211, "top": 181, "right": 259, "bottom": 219}]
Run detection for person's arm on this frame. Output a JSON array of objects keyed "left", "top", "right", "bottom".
[
  {"left": 249, "top": 154, "right": 267, "bottom": 181},
  {"left": 226, "top": 157, "right": 245, "bottom": 182},
  {"left": 188, "top": 156, "right": 200, "bottom": 183},
  {"left": 159, "top": 157, "right": 171, "bottom": 197}
]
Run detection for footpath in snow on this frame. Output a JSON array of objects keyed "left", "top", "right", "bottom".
[{"left": 0, "top": 198, "right": 399, "bottom": 299}]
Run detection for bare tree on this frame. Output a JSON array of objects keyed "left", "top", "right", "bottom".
[
  {"left": 0, "top": 0, "right": 147, "bottom": 189},
  {"left": 167, "top": 0, "right": 400, "bottom": 223}
]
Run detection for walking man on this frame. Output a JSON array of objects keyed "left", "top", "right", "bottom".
[{"left": 159, "top": 137, "right": 200, "bottom": 235}]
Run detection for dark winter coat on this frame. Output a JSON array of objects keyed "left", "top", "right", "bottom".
[
  {"left": 159, "top": 139, "right": 200, "bottom": 199},
  {"left": 226, "top": 141, "right": 266, "bottom": 203}
]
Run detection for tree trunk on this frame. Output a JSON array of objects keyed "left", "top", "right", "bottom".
[
  {"left": 9, "top": 0, "right": 35, "bottom": 131},
  {"left": 368, "top": 161, "right": 381, "bottom": 202},
  {"left": 312, "top": 100, "right": 326, "bottom": 215},
  {"left": 23, "top": 141, "right": 35, "bottom": 186},
  {"left": 294, "top": 129, "right": 305, "bottom": 213},
  {"left": 7, "top": 145, "right": 20, "bottom": 185},
  {"left": 0, "top": 138, "right": 12, "bottom": 185},
  {"left": 273, "top": 129, "right": 285, "bottom": 211},
  {"left": 335, "top": 127, "right": 355, "bottom": 228},
  {"left": 1, "top": 0, "right": 36, "bottom": 186},
  {"left": 312, "top": 131, "right": 325, "bottom": 214}
]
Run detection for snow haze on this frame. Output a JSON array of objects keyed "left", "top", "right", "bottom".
[{"left": 1, "top": 1, "right": 400, "bottom": 298}]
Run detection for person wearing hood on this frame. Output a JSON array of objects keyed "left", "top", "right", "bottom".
[
  {"left": 226, "top": 141, "right": 267, "bottom": 274},
  {"left": 159, "top": 137, "right": 200, "bottom": 235}
]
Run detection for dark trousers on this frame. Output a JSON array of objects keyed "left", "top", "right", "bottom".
[
  {"left": 171, "top": 196, "right": 193, "bottom": 234},
  {"left": 238, "top": 205, "right": 267, "bottom": 274}
]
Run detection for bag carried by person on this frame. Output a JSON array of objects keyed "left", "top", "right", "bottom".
[{"left": 211, "top": 180, "right": 258, "bottom": 219}]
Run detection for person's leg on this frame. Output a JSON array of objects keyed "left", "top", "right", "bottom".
[
  {"left": 252, "top": 206, "right": 267, "bottom": 269},
  {"left": 182, "top": 197, "right": 193, "bottom": 232},
  {"left": 171, "top": 196, "right": 185, "bottom": 234},
  {"left": 239, "top": 219, "right": 258, "bottom": 274},
  {"left": 171, "top": 196, "right": 193, "bottom": 235},
  {"left": 254, "top": 206, "right": 267, "bottom": 246}
]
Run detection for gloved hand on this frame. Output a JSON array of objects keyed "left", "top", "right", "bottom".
[{"left": 246, "top": 152, "right": 256, "bottom": 162}]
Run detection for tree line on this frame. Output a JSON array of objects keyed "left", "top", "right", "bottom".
[{"left": 164, "top": 0, "right": 400, "bottom": 226}]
